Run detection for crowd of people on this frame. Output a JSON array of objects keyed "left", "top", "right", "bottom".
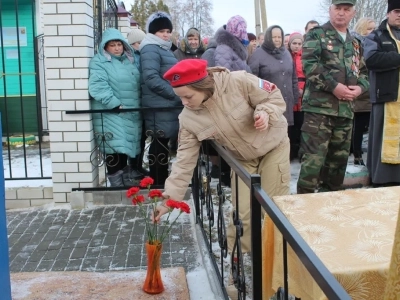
[{"left": 87, "top": 0, "right": 400, "bottom": 298}]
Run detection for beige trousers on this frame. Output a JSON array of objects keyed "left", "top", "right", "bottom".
[{"left": 226, "top": 137, "right": 290, "bottom": 297}]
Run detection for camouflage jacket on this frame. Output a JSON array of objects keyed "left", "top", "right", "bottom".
[{"left": 301, "top": 21, "right": 369, "bottom": 119}]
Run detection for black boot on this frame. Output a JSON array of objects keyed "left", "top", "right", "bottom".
[
  {"left": 210, "top": 165, "right": 220, "bottom": 178},
  {"left": 107, "top": 170, "right": 124, "bottom": 187},
  {"left": 122, "top": 166, "right": 142, "bottom": 187},
  {"left": 354, "top": 156, "right": 365, "bottom": 166}
]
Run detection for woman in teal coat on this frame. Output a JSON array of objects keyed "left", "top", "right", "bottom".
[{"left": 89, "top": 28, "right": 141, "bottom": 187}]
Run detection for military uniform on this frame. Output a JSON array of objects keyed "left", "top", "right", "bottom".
[{"left": 297, "top": 20, "right": 369, "bottom": 194}]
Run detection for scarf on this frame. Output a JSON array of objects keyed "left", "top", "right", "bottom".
[
  {"left": 139, "top": 33, "right": 172, "bottom": 51},
  {"left": 261, "top": 25, "right": 286, "bottom": 60}
]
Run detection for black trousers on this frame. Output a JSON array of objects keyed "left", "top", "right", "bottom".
[
  {"left": 288, "top": 111, "right": 304, "bottom": 160},
  {"left": 106, "top": 153, "right": 127, "bottom": 175},
  {"left": 149, "top": 137, "right": 170, "bottom": 185},
  {"left": 351, "top": 112, "right": 370, "bottom": 157},
  {"left": 129, "top": 121, "right": 147, "bottom": 169}
]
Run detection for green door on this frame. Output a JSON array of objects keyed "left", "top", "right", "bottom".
[{"left": 0, "top": 0, "right": 39, "bottom": 135}]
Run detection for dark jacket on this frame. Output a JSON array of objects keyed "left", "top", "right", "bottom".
[
  {"left": 248, "top": 25, "right": 299, "bottom": 125},
  {"left": 174, "top": 28, "right": 205, "bottom": 61},
  {"left": 301, "top": 21, "right": 369, "bottom": 119},
  {"left": 201, "top": 26, "right": 224, "bottom": 67},
  {"left": 363, "top": 19, "right": 400, "bottom": 104},
  {"left": 214, "top": 28, "right": 250, "bottom": 72},
  {"left": 139, "top": 33, "right": 182, "bottom": 139},
  {"left": 201, "top": 37, "right": 217, "bottom": 67},
  {"left": 248, "top": 47, "right": 298, "bottom": 125}
]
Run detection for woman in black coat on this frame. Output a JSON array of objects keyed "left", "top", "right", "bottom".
[{"left": 140, "top": 11, "right": 182, "bottom": 185}]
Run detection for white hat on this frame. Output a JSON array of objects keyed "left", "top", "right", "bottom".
[{"left": 127, "top": 28, "right": 146, "bottom": 45}]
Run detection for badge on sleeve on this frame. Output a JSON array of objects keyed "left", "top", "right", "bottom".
[{"left": 259, "top": 79, "right": 276, "bottom": 92}]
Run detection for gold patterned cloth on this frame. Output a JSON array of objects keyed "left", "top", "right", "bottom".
[
  {"left": 384, "top": 193, "right": 400, "bottom": 299},
  {"left": 267, "top": 187, "right": 400, "bottom": 300}
]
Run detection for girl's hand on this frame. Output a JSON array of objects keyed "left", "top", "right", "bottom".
[
  {"left": 151, "top": 203, "right": 169, "bottom": 223},
  {"left": 254, "top": 111, "right": 269, "bottom": 131}
]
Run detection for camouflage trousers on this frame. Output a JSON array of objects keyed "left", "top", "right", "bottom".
[{"left": 297, "top": 112, "right": 352, "bottom": 194}]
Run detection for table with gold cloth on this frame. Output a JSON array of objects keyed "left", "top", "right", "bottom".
[{"left": 262, "top": 187, "right": 400, "bottom": 300}]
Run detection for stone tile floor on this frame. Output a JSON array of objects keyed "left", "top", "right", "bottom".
[{"left": 7, "top": 206, "right": 199, "bottom": 274}]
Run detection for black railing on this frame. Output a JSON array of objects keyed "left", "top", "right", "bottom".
[
  {"left": 93, "top": 0, "right": 119, "bottom": 53},
  {"left": 66, "top": 106, "right": 183, "bottom": 190},
  {"left": 192, "top": 140, "right": 351, "bottom": 300}
]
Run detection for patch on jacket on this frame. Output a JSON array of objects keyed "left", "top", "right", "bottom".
[{"left": 259, "top": 79, "right": 276, "bottom": 92}]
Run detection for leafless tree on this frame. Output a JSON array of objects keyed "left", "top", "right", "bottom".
[
  {"left": 319, "top": 0, "right": 388, "bottom": 28},
  {"left": 165, "top": 0, "right": 214, "bottom": 37}
]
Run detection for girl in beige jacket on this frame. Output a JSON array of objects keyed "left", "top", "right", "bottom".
[{"left": 155, "top": 59, "right": 290, "bottom": 255}]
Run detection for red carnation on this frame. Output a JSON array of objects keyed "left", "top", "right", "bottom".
[
  {"left": 136, "top": 194, "right": 145, "bottom": 203},
  {"left": 165, "top": 199, "right": 181, "bottom": 210},
  {"left": 132, "top": 194, "right": 145, "bottom": 205},
  {"left": 140, "top": 177, "right": 154, "bottom": 188},
  {"left": 178, "top": 202, "right": 190, "bottom": 214},
  {"left": 148, "top": 189, "right": 163, "bottom": 199},
  {"left": 126, "top": 187, "right": 140, "bottom": 198}
]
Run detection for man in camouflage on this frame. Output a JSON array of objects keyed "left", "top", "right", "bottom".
[{"left": 297, "top": 0, "right": 369, "bottom": 194}]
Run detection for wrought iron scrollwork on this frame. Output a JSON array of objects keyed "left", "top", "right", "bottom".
[
  {"left": 217, "top": 182, "right": 228, "bottom": 258},
  {"left": 231, "top": 209, "right": 246, "bottom": 299},
  {"left": 90, "top": 131, "right": 120, "bottom": 167},
  {"left": 193, "top": 141, "right": 239, "bottom": 298},
  {"left": 145, "top": 129, "right": 172, "bottom": 167}
]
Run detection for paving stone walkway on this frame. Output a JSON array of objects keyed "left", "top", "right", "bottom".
[{"left": 7, "top": 206, "right": 199, "bottom": 274}]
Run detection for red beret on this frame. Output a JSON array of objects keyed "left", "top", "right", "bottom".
[{"left": 164, "top": 59, "right": 208, "bottom": 87}]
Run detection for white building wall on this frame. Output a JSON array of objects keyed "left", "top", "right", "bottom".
[
  {"left": 118, "top": 16, "right": 131, "bottom": 40},
  {"left": 43, "top": 0, "right": 98, "bottom": 203}
]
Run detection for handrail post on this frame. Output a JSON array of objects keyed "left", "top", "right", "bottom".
[
  {"left": 250, "top": 174, "right": 262, "bottom": 300},
  {"left": 192, "top": 165, "right": 201, "bottom": 222},
  {"left": 0, "top": 114, "right": 12, "bottom": 300}
]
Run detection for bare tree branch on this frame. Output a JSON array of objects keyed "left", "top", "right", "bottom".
[
  {"left": 165, "top": 0, "right": 214, "bottom": 37},
  {"left": 319, "top": 0, "right": 388, "bottom": 28}
]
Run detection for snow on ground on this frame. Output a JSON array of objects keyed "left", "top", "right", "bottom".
[
  {"left": 3, "top": 145, "right": 52, "bottom": 188},
  {"left": 184, "top": 197, "right": 221, "bottom": 300}
]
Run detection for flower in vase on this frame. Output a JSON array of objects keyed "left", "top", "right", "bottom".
[{"left": 126, "top": 176, "right": 191, "bottom": 245}]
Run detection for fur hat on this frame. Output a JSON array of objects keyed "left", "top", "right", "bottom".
[
  {"left": 127, "top": 28, "right": 146, "bottom": 45},
  {"left": 164, "top": 59, "right": 208, "bottom": 87},
  {"left": 388, "top": 0, "right": 400, "bottom": 13},
  {"left": 146, "top": 11, "right": 173, "bottom": 34},
  {"left": 288, "top": 32, "right": 303, "bottom": 47},
  {"left": 226, "top": 15, "right": 248, "bottom": 42}
]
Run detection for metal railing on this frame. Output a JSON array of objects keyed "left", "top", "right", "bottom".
[
  {"left": 192, "top": 140, "right": 351, "bottom": 300},
  {"left": 66, "top": 106, "right": 183, "bottom": 190},
  {"left": 93, "top": 0, "right": 119, "bottom": 53}
]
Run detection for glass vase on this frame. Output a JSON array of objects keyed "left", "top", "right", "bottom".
[{"left": 143, "top": 241, "right": 164, "bottom": 294}]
